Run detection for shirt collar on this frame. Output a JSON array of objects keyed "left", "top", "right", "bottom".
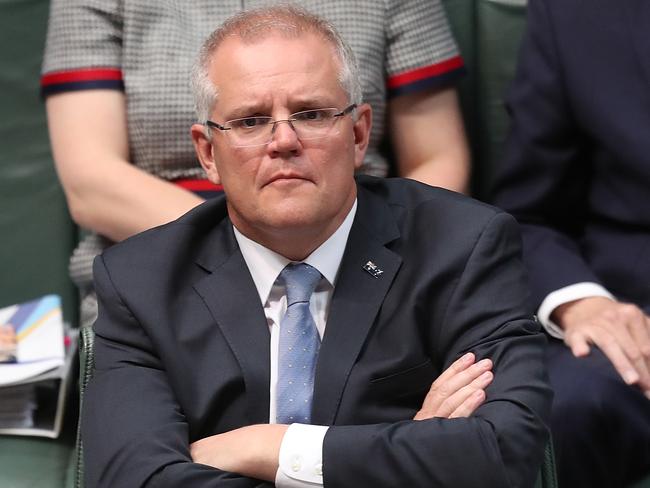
[{"left": 233, "top": 199, "right": 357, "bottom": 304}]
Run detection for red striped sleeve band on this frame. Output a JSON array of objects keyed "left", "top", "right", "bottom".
[
  {"left": 40, "top": 68, "right": 124, "bottom": 97},
  {"left": 387, "top": 56, "right": 466, "bottom": 98},
  {"left": 174, "top": 179, "right": 224, "bottom": 199}
]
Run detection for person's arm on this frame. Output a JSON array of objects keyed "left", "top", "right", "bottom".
[
  {"left": 383, "top": 0, "right": 469, "bottom": 193},
  {"left": 84, "top": 255, "right": 273, "bottom": 488},
  {"left": 46, "top": 90, "right": 204, "bottom": 243},
  {"left": 192, "top": 213, "right": 551, "bottom": 488},
  {"left": 490, "top": 0, "right": 596, "bottom": 304},
  {"left": 190, "top": 353, "right": 494, "bottom": 483},
  {"left": 389, "top": 87, "right": 470, "bottom": 193},
  {"left": 323, "top": 213, "right": 551, "bottom": 488},
  {"left": 491, "top": 0, "right": 650, "bottom": 390}
]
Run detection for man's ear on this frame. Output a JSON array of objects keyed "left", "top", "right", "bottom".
[
  {"left": 352, "top": 103, "right": 372, "bottom": 169},
  {"left": 191, "top": 124, "right": 221, "bottom": 185}
]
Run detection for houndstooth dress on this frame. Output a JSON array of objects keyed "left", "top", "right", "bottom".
[{"left": 41, "top": 0, "right": 464, "bottom": 327}]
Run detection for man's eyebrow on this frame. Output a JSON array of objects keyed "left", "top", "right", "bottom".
[
  {"left": 222, "top": 94, "right": 339, "bottom": 119},
  {"left": 223, "top": 103, "right": 270, "bottom": 119},
  {"left": 290, "top": 94, "right": 336, "bottom": 108}
]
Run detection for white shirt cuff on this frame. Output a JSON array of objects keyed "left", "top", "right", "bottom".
[
  {"left": 537, "top": 282, "right": 614, "bottom": 339},
  {"left": 275, "top": 423, "right": 328, "bottom": 488}
]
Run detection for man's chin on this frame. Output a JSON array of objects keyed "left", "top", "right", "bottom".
[
  {"left": 262, "top": 208, "right": 321, "bottom": 230},
  {"left": 259, "top": 186, "right": 319, "bottom": 215}
]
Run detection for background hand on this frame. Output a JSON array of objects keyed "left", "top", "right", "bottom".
[
  {"left": 553, "top": 297, "right": 650, "bottom": 396},
  {"left": 414, "top": 352, "right": 493, "bottom": 420}
]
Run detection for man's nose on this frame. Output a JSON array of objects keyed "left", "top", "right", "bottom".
[{"left": 268, "top": 119, "right": 301, "bottom": 154}]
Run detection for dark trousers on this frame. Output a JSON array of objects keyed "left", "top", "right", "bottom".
[{"left": 547, "top": 340, "right": 650, "bottom": 487}]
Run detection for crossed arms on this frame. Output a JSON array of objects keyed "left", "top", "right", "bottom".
[
  {"left": 190, "top": 352, "right": 495, "bottom": 481},
  {"left": 83, "top": 210, "right": 551, "bottom": 488}
]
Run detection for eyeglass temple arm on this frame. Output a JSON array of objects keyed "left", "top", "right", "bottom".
[
  {"left": 335, "top": 104, "right": 357, "bottom": 117},
  {"left": 206, "top": 120, "right": 230, "bottom": 131}
]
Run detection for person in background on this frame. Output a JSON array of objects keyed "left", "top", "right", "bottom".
[
  {"left": 41, "top": 0, "right": 469, "bottom": 328},
  {"left": 491, "top": 0, "right": 650, "bottom": 486},
  {"left": 83, "top": 6, "right": 550, "bottom": 487}
]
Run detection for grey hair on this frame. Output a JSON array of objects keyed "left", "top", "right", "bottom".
[{"left": 190, "top": 4, "right": 363, "bottom": 126}]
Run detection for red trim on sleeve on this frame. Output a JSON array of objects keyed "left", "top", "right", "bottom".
[
  {"left": 174, "top": 179, "right": 223, "bottom": 192},
  {"left": 41, "top": 68, "right": 123, "bottom": 87},
  {"left": 387, "top": 56, "right": 464, "bottom": 89}
]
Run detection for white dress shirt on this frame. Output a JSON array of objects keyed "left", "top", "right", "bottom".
[
  {"left": 537, "top": 282, "right": 614, "bottom": 338},
  {"left": 232, "top": 200, "right": 357, "bottom": 487}
]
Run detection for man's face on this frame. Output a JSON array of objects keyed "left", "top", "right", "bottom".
[{"left": 192, "top": 33, "right": 371, "bottom": 257}]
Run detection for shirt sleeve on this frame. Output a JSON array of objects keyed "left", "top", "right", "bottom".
[
  {"left": 385, "top": 0, "right": 465, "bottom": 98},
  {"left": 275, "top": 424, "right": 328, "bottom": 487},
  {"left": 537, "top": 282, "right": 615, "bottom": 338},
  {"left": 41, "top": 0, "right": 124, "bottom": 97}
]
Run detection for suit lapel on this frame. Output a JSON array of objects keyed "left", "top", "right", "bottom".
[
  {"left": 312, "top": 185, "right": 402, "bottom": 425},
  {"left": 193, "top": 220, "right": 271, "bottom": 424}
]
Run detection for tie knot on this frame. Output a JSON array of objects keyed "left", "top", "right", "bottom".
[{"left": 281, "top": 263, "right": 322, "bottom": 306}]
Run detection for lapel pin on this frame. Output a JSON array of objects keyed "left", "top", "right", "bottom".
[{"left": 362, "top": 260, "right": 384, "bottom": 278}]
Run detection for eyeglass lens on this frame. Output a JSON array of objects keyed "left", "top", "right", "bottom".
[{"left": 227, "top": 108, "right": 344, "bottom": 147}]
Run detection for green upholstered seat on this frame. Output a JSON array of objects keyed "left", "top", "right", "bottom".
[
  {"left": 534, "top": 443, "right": 558, "bottom": 488},
  {"left": 0, "top": 1, "right": 78, "bottom": 486}
]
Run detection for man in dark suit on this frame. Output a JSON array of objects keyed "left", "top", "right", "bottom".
[
  {"left": 83, "top": 6, "right": 551, "bottom": 487},
  {"left": 491, "top": 0, "right": 650, "bottom": 486}
]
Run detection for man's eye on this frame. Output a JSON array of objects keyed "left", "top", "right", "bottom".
[
  {"left": 231, "top": 117, "right": 268, "bottom": 129},
  {"left": 295, "top": 110, "right": 327, "bottom": 122}
]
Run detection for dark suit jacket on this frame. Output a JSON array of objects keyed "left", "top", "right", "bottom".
[
  {"left": 492, "top": 0, "right": 650, "bottom": 311},
  {"left": 84, "top": 176, "right": 551, "bottom": 488}
]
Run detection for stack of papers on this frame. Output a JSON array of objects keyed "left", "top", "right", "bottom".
[
  {"left": 0, "top": 384, "right": 36, "bottom": 428},
  {"left": 0, "top": 295, "right": 72, "bottom": 437}
]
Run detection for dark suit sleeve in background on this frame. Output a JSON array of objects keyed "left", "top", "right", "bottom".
[
  {"left": 490, "top": 0, "right": 600, "bottom": 308},
  {"left": 322, "top": 212, "right": 552, "bottom": 488},
  {"left": 83, "top": 256, "right": 272, "bottom": 488}
]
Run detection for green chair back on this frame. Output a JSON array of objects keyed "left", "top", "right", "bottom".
[{"left": 0, "top": 1, "right": 78, "bottom": 486}]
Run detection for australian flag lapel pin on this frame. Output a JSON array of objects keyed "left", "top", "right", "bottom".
[{"left": 362, "top": 260, "right": 384, "bottom": 278}]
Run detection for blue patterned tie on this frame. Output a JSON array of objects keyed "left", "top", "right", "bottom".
[{"left": 276, "top": 263, "right": 322, "bottom": 424}]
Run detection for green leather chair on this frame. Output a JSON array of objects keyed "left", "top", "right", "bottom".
[
  {"left": 70, "top": 327, "right": 94, "bottom": 488},
  {"left": 535, "top": 444, "right": 558, "bottom": 488},
  {"left": 0, "top": 1, "right": 78, "bottom": 487},
  {"left": 443, "top": 0, "right": 528, "bottom": 199}
]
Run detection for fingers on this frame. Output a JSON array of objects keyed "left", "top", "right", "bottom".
[
  {"left": 593, "top": 330, "right": 641, "bottom": 385},
  {"left": 629, "top": 310, "right": 650, "bottom": 358},
  {"left": 565, "top": 331, "right": 591, "bottom": 357},
  {"left": 566, "top": 319, "right": 642, "bottom": 386},
  {"left": 431, "top": 351, "right": 476, "bottom": 385},
  {"left": 561, "top": 299, "right": 650, "bottom": 393},
  {"left": 449, "top": 388, "right": 486, "bottom": 419},
  {"left": 611, "top": 320, "right": 650, "bottom": 388},
  {"left": 414, "top": 353, "right": 493, "bottom": 420},
  {"left": 623, "top": 306, "right": 650, "bottom": 384},
  {"left": 446, "top": 371, "right": 493, "bottom": 418}
]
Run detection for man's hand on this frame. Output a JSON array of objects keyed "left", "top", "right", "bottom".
[
  {"left": 190, "top": 424, "right": 288, "bottom": 481},
  {"left": 553, "top": 297, "right": 650, "bottom": 395},
  {"left": 414, "top": 352, "right": 493, "bottom": 420}
]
